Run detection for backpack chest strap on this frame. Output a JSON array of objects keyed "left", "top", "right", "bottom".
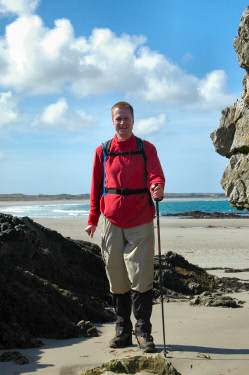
[
  {"left": 105, "top": 187, "right": 149, "bottom": 196},
  {"left": 107, "top": 150, "right": 143, "bottom": 157}
]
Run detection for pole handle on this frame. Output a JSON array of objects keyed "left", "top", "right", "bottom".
[
  {"left": 153, "top": 182, "right": 159, "bottom": 193},
  {"left": 152, "top": 182, "right": 163, "bottom": 202}
]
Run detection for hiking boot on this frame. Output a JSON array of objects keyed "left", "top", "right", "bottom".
[
  {"left": 136, "top": 334, "right": 156, "bottom": 353},
  {"left": 132, "top": 290, "right": 153, "bottom": 338},
  {"left": 109, "top": 332, "right": 132, "bottom": 348}
]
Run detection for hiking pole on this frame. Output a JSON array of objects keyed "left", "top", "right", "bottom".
[{"left": 154, "top": 183, "right": 167, "bottom": 357}]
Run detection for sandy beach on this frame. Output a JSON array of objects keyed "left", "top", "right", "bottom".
[
  {"left": 0, "top": 214, "right": 249, "bottom": 375},
  {"left": 34, "top": 216, "right": 249, "bottom": 269}
]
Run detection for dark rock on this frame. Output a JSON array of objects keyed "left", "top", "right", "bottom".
[
  {"left": 216, "top": 276, "right": 249, "bottom": 292},
  {"left": 153, "top": 251, "right": 217, "bottom": 297},
  {"left": 77, "top": 320, "right": 98, "bottom": 337},
  {"left": 224, "top": 267, "right": 249, "bottom": 273},
  {"left": 0, "top": 213, "right": 113, "bottom": 349},
  {"left": 190, "top": 291, "right": 243, "bottom": 308},
  {"left": 0, "top": 351, "right": 29, "bottom": 365},
  {"left": 153, "top": 251, "right": 249, "bottom": 303},
  {"left": 162, "top": 210, "right": 248, "bottom": 218}
]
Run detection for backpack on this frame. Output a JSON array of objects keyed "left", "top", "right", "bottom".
[
  {"left": 102, "top": 136, "right": 146, "bottom": 164},
  {"left": 101, "top": 136, "right": 151, "bottom": 203}
]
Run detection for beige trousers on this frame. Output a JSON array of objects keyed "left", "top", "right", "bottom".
[{"left": 101, "top": 217, "right": 155, "bottom": 294}]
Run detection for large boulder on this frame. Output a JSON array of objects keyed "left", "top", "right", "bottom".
[
  {"left": 221, "top": 153, "right": 249, "bottom": 209},
  {"left": 210, "top": 106, "right": 236, "bottom": 158},
  {"left": 210, "top": 7, "right": 249, "bottom": 210}
]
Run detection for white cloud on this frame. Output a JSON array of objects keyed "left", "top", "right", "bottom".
[
  {"left": 197, "top": 70, "right": 234, "bottom": 110},
  {"left": 0, "top": 151, "right": 5, "bottom": 160},
  {"left": 0, "top": 0, "right": 40, "bottom": 16},
  {"left": 32, "top": 98, "right": 96, "bottom": 131},
  {"left": 40, "top": 98, "right": 68, "bottom": 125},
  {"left": 136, "top": 114, "right": 167, "bottom": 136},
  {"left": 0, "top": 91, "right": 19, "bottom": 128},
  {"left": 0, "top": 12, "right": 234, "bottom": 110}
]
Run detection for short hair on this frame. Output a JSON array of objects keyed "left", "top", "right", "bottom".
[{"left": 111, "top": 101, "right": 134, "bottom": 118}]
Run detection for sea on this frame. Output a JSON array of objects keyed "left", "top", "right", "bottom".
[{"left": 0, "top": 200, "right": 248, "bottom": 219}]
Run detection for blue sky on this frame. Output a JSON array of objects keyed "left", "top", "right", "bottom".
[{"left": 0, "top": 0, "right": 248, "bottom": 194}]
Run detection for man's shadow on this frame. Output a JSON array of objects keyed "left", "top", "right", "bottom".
[{"left": 156, "top": 344, "right": 249, "bottom": 357}]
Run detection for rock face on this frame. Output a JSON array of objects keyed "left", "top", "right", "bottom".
[{"left": 210, "top": 7, "right": 249, "bottom": 210}]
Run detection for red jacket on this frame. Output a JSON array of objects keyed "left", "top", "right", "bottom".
[{"left": 88, "top": 133, "right": 165, "bottom": 228}]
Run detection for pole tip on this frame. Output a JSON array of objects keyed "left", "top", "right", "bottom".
[{"left": 161, "top": 349, "right": 168, "bottom": 358}]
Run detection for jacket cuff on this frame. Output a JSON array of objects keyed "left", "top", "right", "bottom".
[{"left": 88, "top": 213, "right": 100, "bottom": 227}]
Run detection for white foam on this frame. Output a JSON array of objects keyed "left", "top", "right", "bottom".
[
  {"left": 53, "top": 209, "right": 88, "bottom": 214},
  {"left": 0, "top": 203, "right": 90, "bottom": 218},
  {"left": 1, "top": 207, "right": 26, "bottom": 213}
]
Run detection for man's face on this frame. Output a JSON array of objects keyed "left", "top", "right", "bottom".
[{"left": 112, "top": 107, "right": 134, "bottom": 140}]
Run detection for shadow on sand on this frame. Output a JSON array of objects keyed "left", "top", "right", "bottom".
[
  {"left": 0, "top": 337, "right": 89, "bottom": 374},
  {"left": 156, "top": 343, "right": 249, "bottom": 359}
]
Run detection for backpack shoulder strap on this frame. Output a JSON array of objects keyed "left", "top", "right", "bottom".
[
  {"left": 102, "top": 138, "right": 113, "bottom": 156},
  {"left": 135, "top": 136, "right": 152, "bottom": 205},
  {"left": 135, "top": 136, "right": 146, "bottom": 163},
  {"left": 101, "top": 138, "right": 113, "bottom": 197}
]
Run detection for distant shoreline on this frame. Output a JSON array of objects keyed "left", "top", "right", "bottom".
[
  {"left": 0, "top": 192, "right": 226, "bottom": 202},
  {"left": 0, "top": 193, "right": 90, "bottom": 202}
]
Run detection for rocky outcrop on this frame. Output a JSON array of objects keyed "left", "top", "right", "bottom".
[
  {"left": 153, "top": 251, "right": 217, "bottom": 298},
  {"left": 210, "top": 7, "right": 249, "bottom": 210},
  {"left": 0, "top": 351, "right": 29, "bottom": 365},
  {"left": 190, "top": 291, "right": 243, "bottom": 308},
  {"left": 81, "top": 355, "right": 181, "bottom": 375},
  {"left": 162, "top": 210, "right": 247, "bottom": 218},
  {"left": 220, "top": 153, "right": 249, "bottom": 209},
  {"left": 0, "top": 213, "right": 113, "bottom": 349},
  {"left": 233, "top": 7, "right": 249, "bottom": 71},
  {"left": 154, "top": 251, "right": 248, "bottom": 300}
]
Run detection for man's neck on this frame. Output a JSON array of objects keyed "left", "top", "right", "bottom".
[{"left": 115, "top": 133, "right": 133, "bottom": 141}]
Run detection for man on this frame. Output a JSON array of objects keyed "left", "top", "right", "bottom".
[{"left": 85, "top": 101, "right": 165, "bottom": 353}]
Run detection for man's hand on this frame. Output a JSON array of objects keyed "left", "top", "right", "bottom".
[
  {"left": 151, "top": 183, "right": 164, "bottom": 201},
  {"left": 85, "top": 225, "right": 97, "bottom": 238}
]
